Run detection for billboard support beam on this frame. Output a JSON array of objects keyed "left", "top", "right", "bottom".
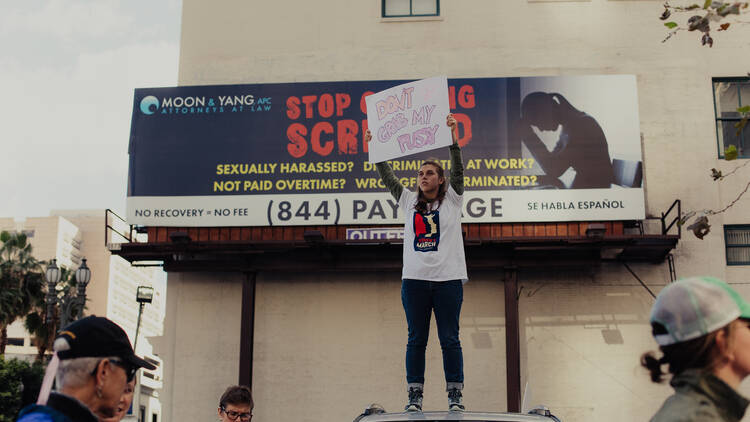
[
  {"left": 239, "top": 272, "right": 257, "bottom": 387},
  {"left": 504, "top": 267, "right": 521, "bottom": 412}
]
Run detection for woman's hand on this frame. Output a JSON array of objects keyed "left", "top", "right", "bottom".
[
  {"left": 446, "top": 114, "right": 458, "bottom": 144},
  {"left": 365, "top": 129, "right": 372, "bottom": 143}
]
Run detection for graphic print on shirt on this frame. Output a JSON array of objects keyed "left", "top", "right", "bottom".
[{"left": 413, "top": 210, "right": 440, "bottom": 252}]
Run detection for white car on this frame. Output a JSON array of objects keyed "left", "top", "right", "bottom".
[{"left": 353, "top": 405, "right": 562, "bottom": 422}]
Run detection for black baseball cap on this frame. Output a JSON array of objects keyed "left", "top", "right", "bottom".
[{"left": 55, "top": 316, "right": 156, "bottom": 371}]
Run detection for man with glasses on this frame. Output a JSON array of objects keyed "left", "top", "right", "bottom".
[
  {"left": 218, "top": 385, "right": 254, "bottom": 422},
  {"left": 16, "top": 316, "right": 156, "bottom": 422}
]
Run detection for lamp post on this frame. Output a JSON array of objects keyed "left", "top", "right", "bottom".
[
  {"left": 45, "top": 258, "right": 91, "bottom": 330},
  {"left": 133, "top": 286, "right": 154, "bottom": 422},
  {"left": 44, "top": 259, "right": 61, "bottom": 322},
  {"left": 133, "top": 285, "right": 154, "bottom": 350}
]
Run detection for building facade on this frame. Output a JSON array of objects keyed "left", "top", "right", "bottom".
[{"left": 118, "top": 2, "right": 750, "bottom": 422}]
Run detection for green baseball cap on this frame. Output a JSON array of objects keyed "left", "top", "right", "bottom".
[{"left": 650, "top": 276, "right": 750, "bottom": 346}]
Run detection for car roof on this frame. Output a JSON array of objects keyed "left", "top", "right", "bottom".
[{"left": 356, "top": 411, "right": 557, "bottom": 422}]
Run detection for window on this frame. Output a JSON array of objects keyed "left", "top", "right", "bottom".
[
  {"left": 713, "top": 78, "right": 750, "bottom": 159},
  {"left": 7, "top": 338, "right": 24, "bottom": 346},
  {"left": 725, "top": 225, "right": 750, "bottom": 265},
  {"left": 382, "top": 0, "right": 439, "bottom": 17},
  {"left": 144, "top": 356, "right": 160, "bottom": 368}
]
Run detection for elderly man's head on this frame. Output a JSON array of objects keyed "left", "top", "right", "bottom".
[{"left": 51, "top": 316, "right": 155, "bottom": 419}]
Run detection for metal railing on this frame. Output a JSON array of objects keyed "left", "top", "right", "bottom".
[
  {"left": 622, "top": 199, "right": 682, "bottom": 237},
  {"left": 105, "top": 209, "right": 146, "bottom": 249},
  {"left": 660, "top": 199, "right": 682, "bottom": 236}
]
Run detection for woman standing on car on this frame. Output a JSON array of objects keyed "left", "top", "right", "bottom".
[
  {"left": 641, "top": 276, "right": 750, "bottom": 422},
  {"left": 365, "top": 113, "right": 466, "bottom": 412}
]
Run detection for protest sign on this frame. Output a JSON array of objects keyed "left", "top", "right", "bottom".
[{"left": 365, "top": 76, "right": 452, "bottom": 163}]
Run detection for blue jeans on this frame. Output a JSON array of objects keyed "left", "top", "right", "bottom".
[{"left": 401, "top": 278, "right": 464, "bottom": 387}]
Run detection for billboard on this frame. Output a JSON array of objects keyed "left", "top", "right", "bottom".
[{"left": 127, "top": 75, "right": 644, "bottom": 226}]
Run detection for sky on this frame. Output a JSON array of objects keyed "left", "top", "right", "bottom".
[{"left": 1, "top": 0, "right": 182, "bottom": 220}]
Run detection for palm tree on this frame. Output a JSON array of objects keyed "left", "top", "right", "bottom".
[{"left": 0, "top": 231, "right": 45, "bottom": 355}]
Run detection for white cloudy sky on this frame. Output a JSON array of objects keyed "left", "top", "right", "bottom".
[{"left": 1, "top": 0, "right": 181, "bottom": 219}]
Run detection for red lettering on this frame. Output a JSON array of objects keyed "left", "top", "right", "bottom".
[
  {"left": 453, "top": 113, "right": 472, "bottom": 147},
  {"left": 360, "top": 91, "right": 374, "bottom": 114},
  {"left": 286, "top": 123, "right": 308, "bottom": 158},
  {"left": 319, "top": 94, "right": 334, "bottom": 118},
  {"left": 311, "top": 122, "right": 334, "bottom": 156},
  {"left": 458, "top": 85, "right": 475, "bottom": 109},
  {"left": 362, "top": 119, "right": 369, "bottom": 153},
  {"left": 286, "top": 96, "right": 301, "bottom": 119},
  {"left": 337, "top": 120, "right": 359, "bottom": 154},
  {"left": 335, "top": 93, "right": 351, "bottom": 117},
  {"left": 302, "top": 95, "right": 317, "bottom": 119},
  {"left": 448, "top": 86, "right": 456, "bottom": 110}
]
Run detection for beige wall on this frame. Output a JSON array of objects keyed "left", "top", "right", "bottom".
[
  {"left": 163, "top": 1, "right": 750, "bottom": 421},
  {"left": 253, "top": 271, "right": 510, "bottom": 419},
  {"left": 518, "top": 267, "right": 658, "bottom": 421},
  {"left": 160, "top": 271, "right": 510, "bottom": 421},
  {"left": 159, "top": 272, "right": 244, "bottom": 422},
  {"left": 160, "top": 266, "right": 750, "bottom": 422}
]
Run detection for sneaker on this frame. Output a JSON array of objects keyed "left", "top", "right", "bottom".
[
  {"left": 448, "top": 388, "right": 465, "bottom": 411},
  {"left": 405, "top": 387, "right": 423, "bottom": 412}
]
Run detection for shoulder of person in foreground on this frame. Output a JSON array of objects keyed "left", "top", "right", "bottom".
[
  {"left": 650, "top": 383, "right": 726, "bottom": 421},
  {"left": 16, "top": 407, "right": 63, "bottom": 422}
]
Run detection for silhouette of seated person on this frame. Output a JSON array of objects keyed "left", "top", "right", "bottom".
[{"left": 518, "top": 92, "right": 614, "bottom": 189}]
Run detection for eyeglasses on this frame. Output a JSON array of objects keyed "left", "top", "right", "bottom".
[
  {"left": 220, "top": 406, "right": 252, "bottom": 421},
  {"left": 90, "top": 358, "right": 137, "bottom": 382},
  {"left": 108, "top": 359, "right": 137, "bottom": 382}
]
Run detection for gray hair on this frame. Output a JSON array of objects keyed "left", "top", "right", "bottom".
[{"left": 53, "top": 337, "right": 117, "bottom": 389}]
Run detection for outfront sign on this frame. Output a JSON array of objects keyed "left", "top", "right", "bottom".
[{"left": 127, "top": 75, "right": 645, "bottom": 226}]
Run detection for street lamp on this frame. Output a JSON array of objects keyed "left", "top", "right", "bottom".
[
  {"left": 133, "top": 286, "right": 154, "bottom": 350},
  {"left": 45, "top": 258, "right": 91, "bottom": 330},
  {"left": 74, "top": 259, "right": 91, "bottom": 322},
  {"left": 44, "top": 259, "right": 61, "bottom": 321},
  {"left": 132, "top": 286, "right": 154, "bottom": 422}
]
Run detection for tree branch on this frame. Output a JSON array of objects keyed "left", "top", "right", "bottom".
[
  {"left": 719, "top": 159, "right": 750, "bottom": 180},
  {"left": 709, "top": 177, "right": 750, "bottom": 215}
]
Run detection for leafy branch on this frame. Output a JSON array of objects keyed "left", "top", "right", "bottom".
[
  {"left": 679, "top": 140, "right": 750, "bottom": 238},
  {"left": 661, "top": 1, "right": 749, "bottom": 46}
]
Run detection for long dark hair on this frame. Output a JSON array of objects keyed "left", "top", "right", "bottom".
[
  {"left": 640, "top": 321, "right": 735, "bottom": 383},
  {"left": 415, "top": 160, "right": 446, "bottom": 214},
  {"left": 521, "top": 92, "right": 586, "bottom": 123}
]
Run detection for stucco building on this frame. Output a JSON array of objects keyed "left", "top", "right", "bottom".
[{"left": 111, "top": 2, "right": 750, "bottom": 422}]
